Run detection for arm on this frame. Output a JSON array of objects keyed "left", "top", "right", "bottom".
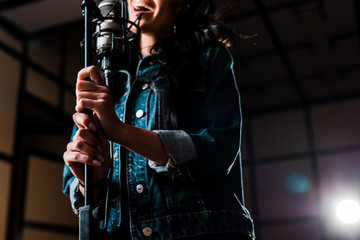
[
  {"left": 63, "top": 115, "right": 111, "bottom": 206},
  {"left": 74, "top": 66, "right": 169, "bottom": 166},
  {"left": 63, "top": 67, "right": 170, "bottom": 207},
  {"left": 150, "top": 45, "right": 242, "bottom": 182}
]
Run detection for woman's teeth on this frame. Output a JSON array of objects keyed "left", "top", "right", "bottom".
[{"left": 134, "top": 3, "right": 150, "bottom": 11}]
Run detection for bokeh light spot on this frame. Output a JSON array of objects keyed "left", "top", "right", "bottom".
[
  {"left": 285, "top": 172, "right": 310, "bottom": 194},
  {"left": 336, "top": 199, "right": 360, "bottom": 224}
]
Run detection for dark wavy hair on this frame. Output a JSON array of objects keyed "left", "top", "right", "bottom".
[{"left": 149, "top": 0, "right": 232, "bottom": 129}]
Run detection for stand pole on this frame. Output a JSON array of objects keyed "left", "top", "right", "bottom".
[{"left": 79, "top": 1, "right": 98, "bottom": 239}]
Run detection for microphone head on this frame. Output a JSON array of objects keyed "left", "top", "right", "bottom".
[
  {"left": 94, "top": 0, "right": 141, "bottom": 74},
  {"left": 96, "top": 0, "right": 123, "bottom": 56},
  {"left": 95, "top": 0, "right": 140, "bottom": 59}
]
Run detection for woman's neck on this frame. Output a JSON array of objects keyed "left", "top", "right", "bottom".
[
  {"left": 140, "top": 34, "right": 155, "bottom": 57},
  {"left": 140, "top": 32, "right": 171, "bottom": 57}
]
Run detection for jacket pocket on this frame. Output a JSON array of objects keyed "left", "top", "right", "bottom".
[{"left": 161, "top": 182, "right": 206, "bottom": 214}]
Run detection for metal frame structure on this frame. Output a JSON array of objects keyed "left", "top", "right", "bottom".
[{"left": 0, "top": 0, "right": 359, "bottom": 239}]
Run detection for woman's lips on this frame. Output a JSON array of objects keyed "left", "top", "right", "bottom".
[
  {"left": 133, "top": 2, "right": 152, "bottom": 14},
  {"left": 134, "top": 3, "right": 150, "bottom": 10}
]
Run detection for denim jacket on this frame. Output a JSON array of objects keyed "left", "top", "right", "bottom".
[{"left": 63, "top": 44, "right": 255, "bottom": 239}]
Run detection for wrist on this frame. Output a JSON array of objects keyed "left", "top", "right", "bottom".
[{"left": 113, "top": 120, "right": 128, "bottom": 143}]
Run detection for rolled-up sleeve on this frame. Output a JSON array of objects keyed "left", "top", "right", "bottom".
[
  {"left": 62, "top": 125, "right": 84, "bottom": 214},
  {"left": 63, "top": 164, "right": 85, "bottom": 215},
  {"left": 154, "top": 130, "right": 197, "bottom": 164},
  {"left": 149, "top": 130, "right": 197, "bottom": 182},
  {"left": 149, "top": 45, "right": 242, "bottom": 183}
]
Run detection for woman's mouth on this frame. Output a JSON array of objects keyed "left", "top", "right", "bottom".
[{"left": 133, "top": 3, "right": 152, "bottom": 13}]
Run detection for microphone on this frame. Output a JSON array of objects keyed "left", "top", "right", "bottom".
[
  {"left": 96, "top": 0, "right": 124, "bottom": 83},
  {"left": 95, "top": 0, "right": 141, "bottom": 85}
]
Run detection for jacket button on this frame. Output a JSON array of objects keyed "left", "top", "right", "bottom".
[
  {"left": 136, "top": 184, "right": 144, "bottom": 194},
  {"left": 136, "top": 109, "right": 145, "bottom": 118},
  {"left": 142, "top": 83, "right": 149, "bottom": 90},
  {"left": 143, "top": 227, "right": 152, "bottom": 237}
]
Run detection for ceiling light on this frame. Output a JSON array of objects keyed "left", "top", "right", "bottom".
[{"left": 336, "top": 199, "right": 360, "bottom": 224}]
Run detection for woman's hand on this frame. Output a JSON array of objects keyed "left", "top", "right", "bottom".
[
  {"left": 75, "top": 65, "right": 122, "bottom": 142},
  {"left": 63, "top": 113, "right": 111, "bottom": 185},
  {"left": 66, "top": 66, "right": 168, "bottom": 174},
  {"left": 64, "top": 65, "right": 118, "bottom": 185}
]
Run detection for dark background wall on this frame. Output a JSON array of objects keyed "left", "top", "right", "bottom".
[{"left": 0, "top": 0, "right": 359, "bottom": 239}]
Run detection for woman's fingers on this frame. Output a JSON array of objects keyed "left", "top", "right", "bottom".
[
  {"left": 93, "top": 115, "right": 107, "bottom": 143},
  {"left": 73, "top": 113, "right": 97, "bottom": 131},
  {"left": 64, "top": 147, "right": 103, "bottom": 167},
  {"left": 63, "top": 125, "right": 111, "bottom": 183},
  {"left": 65, "top": 134, "right": 105, "bottom": 166},
  {"left": 76, "top": 79, "right": 109, "bottom": 94},
  {"left": 73, "top": 128, "right": 102, "bottom": 150},
  {"left": 77, "top": 65, "right": 105, "bottom": 86},
  {"left": 75, "top": 98, "right": 115, "bottom": 116},
  {"left": 68, "top": 139, "right": 103, "bottom": 160},
  {"left": 75, "top": 66, "right": 120, "bottom": 142},
  {"left": 77, "top": 87, "right": 109, "bottom": 100}
]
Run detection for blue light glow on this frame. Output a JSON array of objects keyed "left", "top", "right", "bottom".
[{"left": 285, "top": 172, "right": 310, "bottom": 194}]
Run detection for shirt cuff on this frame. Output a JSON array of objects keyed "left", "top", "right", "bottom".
[
  {"left": 69, "top": 178, "right": 84, "bottom": 215},
  {"left": 150, "top": 130, "right": 197, "bottom": 182},
  {"left": 153, "top": 130, "right": 197, "bottom": 165}
]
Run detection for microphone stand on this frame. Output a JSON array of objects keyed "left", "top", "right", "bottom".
[
  {"left": 78, "top": 2, "right": 141, "bottom": 239},
  {"left": 79, "top": 1, "right": 102, "bottom": 240}
]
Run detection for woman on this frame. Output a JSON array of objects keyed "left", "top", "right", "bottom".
[{"left": 63, "top": 0, "right": 255, "bottom": 239}]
